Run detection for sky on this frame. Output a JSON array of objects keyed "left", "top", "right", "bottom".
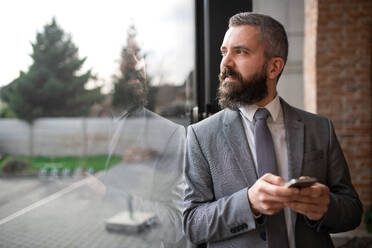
[{"left": 0, "top": 0, "right": 195, "bottom": 92}]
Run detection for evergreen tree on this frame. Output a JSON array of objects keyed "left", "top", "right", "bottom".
[
  {"left": 1, "top": 18, "right": 102, "bottom": 122},
  {"left": 112, "top": 25, "right": 156, "bottom": 112},
  {"left": 0, "top": 101, "right": 16, "bottom": 118}
]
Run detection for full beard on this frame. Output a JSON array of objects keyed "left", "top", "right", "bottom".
[{"left": 217, "top": 64, "right": 268, "bottom": 110}]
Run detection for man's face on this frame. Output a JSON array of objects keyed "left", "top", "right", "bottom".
[{"left": 218, "top": 25, "right": 268, "bottom": 109}]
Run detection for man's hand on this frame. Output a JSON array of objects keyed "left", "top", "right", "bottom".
[
  {"left": 285, "top": 183, "right": 330, "bottom": 221},
  {"left": 248, "top": 173, "right": 299, "bottom": 215}
]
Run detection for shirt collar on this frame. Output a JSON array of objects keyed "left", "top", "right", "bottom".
[{"left": 239, "top": 94, "right": 281, "bottom": 122}]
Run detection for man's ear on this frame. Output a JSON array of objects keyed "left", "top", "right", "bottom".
[{"left": 266, "top": 57, "right": 285, "bottom": 80}]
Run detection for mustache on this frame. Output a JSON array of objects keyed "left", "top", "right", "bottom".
[{"left": 219, "top": 67, "right": 243, "bottom": 82}]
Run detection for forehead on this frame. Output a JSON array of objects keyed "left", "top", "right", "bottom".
[{"left": 221, "top": 25, "right": 262, "bottom": 49}]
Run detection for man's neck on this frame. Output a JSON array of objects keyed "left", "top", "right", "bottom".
[{"left": 255, "top": 90, "right": 277, "bottom": 107}]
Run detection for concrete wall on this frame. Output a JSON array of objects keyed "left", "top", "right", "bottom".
[
  {"left": 0, "top": 118, "right": 112, "bottom": 157},
  {"left": 0, "top": 117, "right": 187, "bottom": 157},
  {"left": 0, "top": 119, "right": 30, "bottom": 155}
]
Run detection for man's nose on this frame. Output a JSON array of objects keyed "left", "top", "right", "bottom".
[{"left": 221, "top": 52, "right": 234, "bottom": 68}]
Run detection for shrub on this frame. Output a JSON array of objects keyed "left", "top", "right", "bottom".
[{"left": 2, "top": 159, "right": 29, "bottom": 174}]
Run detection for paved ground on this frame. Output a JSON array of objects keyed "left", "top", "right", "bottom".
[
  {"left": 0, "top": 166, "right": 189, "bottom": 248},
  {"left": 1, "top": 172, "right": 369, "bottom": 248}
]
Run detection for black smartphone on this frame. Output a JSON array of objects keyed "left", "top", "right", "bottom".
[{"left": 285, "top": 177, "right": 317, "bottom": 188}]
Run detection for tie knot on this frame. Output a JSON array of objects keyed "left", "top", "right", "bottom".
[{"left": 254, "top": 108, "right": 270, "bottom": 121}]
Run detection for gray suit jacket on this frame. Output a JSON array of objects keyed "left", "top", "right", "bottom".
[
  {"left": 183, "top": 99, "right": 362, "bottom": 248},
  {"left": 102, "top": 107, "right": 188, "bottom": 247}
]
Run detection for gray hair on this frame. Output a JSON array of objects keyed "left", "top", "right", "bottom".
[{"left": 229, "top": 12, "right": 288, "bottom": 64}]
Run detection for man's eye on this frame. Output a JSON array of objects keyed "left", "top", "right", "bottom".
[
  {"left": 220, "top": 51, "right": 227, "bottom": 56},
  {"left": 236, "top": 49, "right": 245, "bottom": 54}
]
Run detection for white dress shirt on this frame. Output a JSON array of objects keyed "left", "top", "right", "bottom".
[{"left": 239, "top": 95, "right": 295, "bottom": 248}]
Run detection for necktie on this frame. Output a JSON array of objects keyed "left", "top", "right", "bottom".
[{"left": 254, "top": 108, "right": 289, "bottom": 248}]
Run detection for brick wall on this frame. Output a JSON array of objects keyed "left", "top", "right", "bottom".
[{"left": 304, "top": 0, "right": 372, "bottom": 214}]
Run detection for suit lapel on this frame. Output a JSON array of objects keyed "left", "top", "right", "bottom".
[
  {"left": 222, "top": 109, "right": 258, "bottom": 185},
  {"left": 280, "top": 99, "right": 304, "bottom": 182},
  {"left": 280, "top": 98, "right": 305, "bottom": 234}
]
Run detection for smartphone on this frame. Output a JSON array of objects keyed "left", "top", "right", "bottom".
[{"left": 285, "top": 177, "right": 317, "bottom": 188}]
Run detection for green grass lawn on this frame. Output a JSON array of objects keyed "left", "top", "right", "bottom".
[{"left": 0, "top": 154, "right": 121, "bottom": 174}]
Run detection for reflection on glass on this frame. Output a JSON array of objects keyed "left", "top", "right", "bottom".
[
  {"left": 96, "top": 41, "right": 186, "bottom": 245},
  {"left": 102, "top": 105, "right": 186, "bottom": 246},
  {"left": 0, "top": 1, "right": 194, "bottom": 247}
]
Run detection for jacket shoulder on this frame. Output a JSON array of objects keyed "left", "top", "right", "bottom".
[
  {"left": 294, "top": 107, "right": 328, "bottom": 122},
  {"left": 281, "top": 99, "right": 330, "bottom": 125},
  {"left": 189, "top": 109, "right": 230, "bottom": 134},
  {"left": 144, "top": 108, "right": 184, "bottom": 130}
]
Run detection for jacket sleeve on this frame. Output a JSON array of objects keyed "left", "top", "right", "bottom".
[
  {"left": 183, "top": 125, "right": 259, "bottom": 244},
  {"left": 314, "top": 119, "right": 363, "bottom": 233},
  {"left": 149, "top": 125, "right": 187, "bottom": 245}
]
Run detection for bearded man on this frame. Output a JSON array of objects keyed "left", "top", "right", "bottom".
[
  {"left": 183, "top": 12, "right": 362, "bottom": 248},
  {"left": 101, "top": 54, "right": 188, "bottom": 248}
]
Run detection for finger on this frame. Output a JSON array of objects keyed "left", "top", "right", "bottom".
[
  {"left": 261, "top": 201, "right": 285, "bottom": 211},
  {"left": 261, "top": 173, "right": 287, "bottom": 186},
  {"left": 293, "top": 194, "right": 330, "bottom": 205},
  {"left": 258, "top": 179, "right": 299, "bottom": 198},
  {"left": 299, "top": 176, "right": 307, "bottom": 179},
  {"left": 248, "top": 187, "right": 286, "bottom": 215},
  {"left": 259, "top": 202, "right": 285, "bottom": 215},
  {"left": 286, "top": 202, "right": 326, "bottom": 221},
  {"left": 257, "top": 190, "right": 295, "bottom": 204},
  {"left": 299, "top": 176, "right": 312, "bottom": 180},
  {"left": 286, "top": 201, "right": 328, "bottom": 215},
  {"left": 300, "top": 183, "right": 329, "bottom": 197},
  {"left": 291, "top": 195, "right": 315, "bottom": 204}
]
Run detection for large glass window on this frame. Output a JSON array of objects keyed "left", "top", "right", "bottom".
[{"left": 0, "top": 1, "right": 194, "bottom": 247}]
